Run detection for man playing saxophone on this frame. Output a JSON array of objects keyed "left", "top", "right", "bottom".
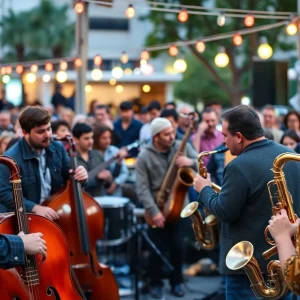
[
  {"left": 136, "top": 117, "right": 198, "bottom": 299},
  {"left": 268, "top": 209, "right": 300, "bottom": 296},
  {"left": 193, "top": 105, "right": 300, "bottom": 299}
]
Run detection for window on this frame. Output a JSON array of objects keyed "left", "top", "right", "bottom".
[{"left": 89, "top": 18, "right": 129, "bottom": 31}]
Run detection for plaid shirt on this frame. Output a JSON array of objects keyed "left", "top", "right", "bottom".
[{"left": 0, "top": 234, "right": 24, "bottom": 269}]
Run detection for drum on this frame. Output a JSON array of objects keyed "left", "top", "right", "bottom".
[{"left": 95, "top": 196, "right": 136, "bottom": 246}]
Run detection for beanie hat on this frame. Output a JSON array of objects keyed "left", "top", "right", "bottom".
[{"left": 150, "top": 117, "right": 172, "bottom": 137}]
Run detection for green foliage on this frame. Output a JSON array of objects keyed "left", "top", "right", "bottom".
[
  {"left": 143, "top": 0, "right": 297, "bottom": 106},
  {"left": 0, "top": 0, "right": 75, "bottom": 63}
]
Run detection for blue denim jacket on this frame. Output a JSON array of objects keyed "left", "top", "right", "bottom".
[
  {"left": 0, "top": 234, "right": 24, "bottom": 269},
  {"left": 0, "top": 138, "right": 70, "bottom": 212}
]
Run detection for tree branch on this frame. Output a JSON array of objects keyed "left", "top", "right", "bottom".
[{"left": 188, "top": 45, "right": 232, "bottom": 96}]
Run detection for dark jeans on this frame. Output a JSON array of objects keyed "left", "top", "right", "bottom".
[
  {"left": 147, "top": 218, "right": 186, "bottom": 287},
  {"left": 226, "top": 274, "right": 298, "bottom": 300}
]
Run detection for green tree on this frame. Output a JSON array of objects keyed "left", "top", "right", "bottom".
[{"left": 144, "top": 0, "right": 296, "bottom": 106}]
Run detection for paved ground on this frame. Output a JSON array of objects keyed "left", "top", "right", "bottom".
[{"left": 119, "top": 275, "right": 224, "bottom": 300}]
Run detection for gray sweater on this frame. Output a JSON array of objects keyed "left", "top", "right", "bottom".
[
  {"left": 136, "top": 140, "right": 198, "bottom": 217},
  {"left": 198, "top": 139, "right": 300, "bottom": 275}
]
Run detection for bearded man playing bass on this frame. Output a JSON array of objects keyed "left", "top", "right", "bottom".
[
  {"left": 136, "top": 117, "right": 198, "bottom": 299},
  {"left": 194, "top": 105, "right": 300, "bottom": 300}
]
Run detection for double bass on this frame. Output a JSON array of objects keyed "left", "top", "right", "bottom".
[
  {"left": 0, "top": 155, "right": 82, "bottom": 299},
  {"left": 43, "top": 136, "right": 119, "bottom": 300}
]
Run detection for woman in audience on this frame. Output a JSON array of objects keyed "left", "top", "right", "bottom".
[
  {"left": 280, "top": 130, "right": 300, "bottom": 153},
  {"left": 283, "top": 111, "right": 300, "bottom": 136},
  {"left": 93, "top": 125, "right": 129, "bottom": 197}
]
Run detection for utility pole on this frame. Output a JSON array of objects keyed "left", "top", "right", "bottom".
[{"left": 75, "top": 2, "right": 89, "bottom": 114}]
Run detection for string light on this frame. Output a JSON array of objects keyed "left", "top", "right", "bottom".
[
  {"left": 16, "top": 65, "right": 24, "bottom": 74},
  {"left": 85, "top": 85, "right": 93, "bottom": 93},
  {"left": 125, "top": 4, "right": 135, "bottom": 19},
  {"left": 91, "top": 68, "right": 103, "bottom": 81},
  {"left": 142, "top": 85, "right": 151, "bottom": 93},
  {"left": 233, "top": 33, "right": 243, "bottom": 46},
  {"left": 56, "top": 71, "right": 68, "bottom": 83},
  {"left": 116, "top": 85, "right": 124, "bottom": 93},
  {"left": 60, "top": 61, "right": 68, "bottom": 71},
  {"left": 173, "top": 58, "right": 187, "bottom": 73},
  {"left": 286, "top": 22, "right": 297, "bottom": 35},
  {"left": 178, "top": 9, "right": 188, "bottom": 22},
  {"left": 112, "top": 66, "right": 123, "bottom": 79},
  {"left": 30, "top": 64, "right": 38, "bottom": 73},
  {"left": 74, "top": 57, "right": 83, "bottom": 68},
  {"left": 2, "top": 75, "right": 10, "bottom": 84},
  {"left": 6, "top": 66, "right": 12, "bottom": 75},
  {"left": 140, "top": 63, "right": 154, "bottom": 75},
  {"left": 140, "top": 59, "right": 147, "bottom": 66},
  {"left": 93, "top": 55, "right": 102, "bottom": 66},
  {"left": 109, "top": 78, "right": 117, "bottom": 85},
  {"left": 244, "top": 14, "right": 255, "bottom": 27},
  {"left": 257, "top": 36, "right": 273, "bottom": 60},
  {"left": 124, "top": 68, "right": 132, "bottom": 75},
  {"left": 196, "top": 40, "right": 205, "bottom": 53},
  {"left": 1, "top": 67, "right": 6, "bottom": 75},
  {"left": 217, "top": 13, "right": 226, "bottom": 26},
  {"left": 74, "top": 1, "right": 85, "bottom": 14},
  {"left": 45, "top": 62, "right": 53, "bottom": 72},
  {"left": 42, "top": 74, "right": 51, "bottom": 83},
  {"left": 168, "top": 45, "right": 178, "bottom": 56},
  {"left": 140, "top": 50, "right": 150, "bottom": 61},
  {"left": 120, "top": 51, "right": 129, "bottom": 64},
  {"left": 26, "top": 72, "right": 36, "bottom": 83},
  {"left": 214, "top": 47, "right": 229, "bottom": 68}
]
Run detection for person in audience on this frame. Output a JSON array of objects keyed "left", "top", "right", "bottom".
[
  {"left": 51, "top": 120, "right": 71, "bottom": 139},
  {"left": 0, "top": 131, "right": 15, "bottom": 154},
  {"left": 93, "top": 125, "right": 129, "bottom": 197},
  {"left": 283, "top": 111, "right": 300, "bottom": 136},
  {"left": 280, "top": 130, "right": 300, "bottom": 153}
]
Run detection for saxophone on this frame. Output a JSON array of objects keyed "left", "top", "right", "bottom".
[
  {"left": 180, "top": 148, "right": 228, "bottom": 250},
  {"left": 226, "top": 241, "right": 288, "bottom": 299},
  {"left": 226, "top": 152, "right": 300, "bottom": 299}
]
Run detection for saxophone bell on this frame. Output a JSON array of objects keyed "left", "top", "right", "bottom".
[
  {"left": 181, "top": 202, "right": 219, "bottom": 250},
  {"left": 177, "top": 167, "right": 195, "bottom": 186},
  {"left": 226, "top": 241, "right": 288, "bottom": 299}
]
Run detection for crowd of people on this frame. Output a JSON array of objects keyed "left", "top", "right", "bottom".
[{"left": 0, "top": 89, "right": 299, "bottom": 300}]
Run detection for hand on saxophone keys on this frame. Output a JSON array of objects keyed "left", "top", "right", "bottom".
[
  {"left": 193, "top": 173, "right": 211, "bottom": 193},
  {"left": 268, "top": 209, "right": 300, "bottom": 243},
  {"left": 152, "top": 212, "right": 165, "bottom": 228}
]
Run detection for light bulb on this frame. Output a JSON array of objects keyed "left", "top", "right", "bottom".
[
  {"left": 5, "top": 66, "right": 12, "bottom": 75},
  {"left": 257, "top": 37, "right": 273, "bottom": 60},
  {"left": 286, "top": 23, "right": 297, "bottom": 36},
  {"left": 42, "top": 74, "right": 51, "bottom": 83},
  {"left": 45, "top": 62, "right": 53, "bottom": 72},
  {"left": 112, "top": 66, "right": 123, "bottom": 79},
  {"left": 94, "top": 55, "right": 102, "bottom": 66},
  {"left": 173, "top": 58, "right": 187, "bottom": 73},
  {"left": 2, "top": 75, "right": 10, "bottom": 84},
  {"left": 85, "top": 85, "right": 92, "bottom": 93},
  {"left": 74, "top": 58, "right": 82, "bottom": 68},
  {"left": 142, "top": 85, "right": 151, "bottom": 93},
  {"left": 56, "top": 71, "right": 68, "bottom": 83},
  {"left": 74, "top": 1, "right": 84, "bottom": 14},
  {"left": 233, "top": 34, "right": 243, "bottom": 46},
  {"left": 168, "top": 45, "right": 178, "bottom": 57},
  {"left": 217, "top": 13, "right": 226, "bottom": 26},
  {"left": 30, "top": 64, "right": 38, "bottom": 73},
  {"left": 16, "top": 65, "right": 24, "bottom": 74},
  {"left": 91, "top": 68, "right": 103, "bottom": 81},
  {"left": 116, "top": 85, "right": 124, "bottom": 93},
  {"left": 60, "top": 61, "right": 68, "bottom": 71},
  {"left": 214, "top": 48, "right": 229, "bottom": 68},
  {"left": 140, "top": 50, "right": 150, "bottom": 61},
  {"left": 109, "top": 78, "right": 117, "bottom": 86},
  {"left": 178, "top": 9, "right": 188, "bottom": 23},
  {"left": 140, "top": 63, "right": 154, "bottom": 75},
  {"left": 244, "top": 14, "right": 255, "bottom": 27},
  {"left": 196, "top": 41, "right": 205, "bottom": 53},
  {"left": 125, "top": 4, "right": 135, "bottom": 19},
  {"left": 120, "top": 51, "right": 129, "bottom": 64},
  {"left": 26, "top": 72, "right": 36, "bottom": 83}
]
